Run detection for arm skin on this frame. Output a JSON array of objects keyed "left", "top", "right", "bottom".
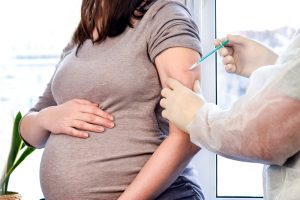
[
  {"left": 118, "top": 47, "right": 201, "bottom": 200},
  {"left": 19, "top": 112, "right": 51, "bottom": 148},
  {"left": 20, "top": 99, "right": 114, "bottom": 148}
]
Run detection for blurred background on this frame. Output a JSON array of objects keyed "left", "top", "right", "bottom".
[{"left": 0, "top": 1, "right": 81, "bottom": 199}]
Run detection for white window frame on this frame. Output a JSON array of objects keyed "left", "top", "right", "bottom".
[{"left": 188, "top": 0, "right": 263, "bottom": 199}]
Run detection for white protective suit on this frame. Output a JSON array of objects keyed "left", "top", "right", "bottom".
[{"left": 188, "top": 30, "right": 300, "bottom": 200}]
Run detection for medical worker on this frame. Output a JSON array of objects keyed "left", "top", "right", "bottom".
[{"left": 160, "top": 31, "right": 300, "bottom": 200}]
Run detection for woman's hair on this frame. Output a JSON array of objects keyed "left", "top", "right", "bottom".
[{"left": 72, "top": 0, "right": 154, "bottom": 50}]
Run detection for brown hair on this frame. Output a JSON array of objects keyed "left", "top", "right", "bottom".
[{"left": 72, "top": 0, "right": 154, "bottom": 51}]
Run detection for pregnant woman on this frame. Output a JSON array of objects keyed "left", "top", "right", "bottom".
[{"left": 20, "top": 0, "right": 204, "bottom": 199}]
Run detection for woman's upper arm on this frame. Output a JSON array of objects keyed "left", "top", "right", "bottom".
[
  {"left": 155, "top": 47, "right": 200, "bottom": 88},
  {"left": 147, "top": 1, "right": 201, "bottom": 89},
  {"left": 147, "top": 1, "right": 201, "bottom": 142},
  {"left": 155, "top": 47, "right": 201, "bottom": 136}
]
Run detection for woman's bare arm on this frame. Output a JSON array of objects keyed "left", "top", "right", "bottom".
[
  {"left": 118, "top": 47, "right": 201, "bottom": 200},
  {"left": 20, "top": 99, "right": 114, "bottom": 148}
]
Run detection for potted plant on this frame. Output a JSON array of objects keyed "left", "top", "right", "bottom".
[{"left": 0, "top": 112, "right": 35, "bottom": 200}]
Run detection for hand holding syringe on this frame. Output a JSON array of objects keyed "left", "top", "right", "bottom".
[{"left": 189, "top": 39, "right": 229, "bottom": 70}]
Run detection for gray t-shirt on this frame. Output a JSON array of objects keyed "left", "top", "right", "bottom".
[{"left": 31, "top": 0, "right": 202, "bottom": 199}]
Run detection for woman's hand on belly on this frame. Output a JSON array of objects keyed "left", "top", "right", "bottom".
[{"left": 38, "top": 99, "right": 115, "bottom": 138}]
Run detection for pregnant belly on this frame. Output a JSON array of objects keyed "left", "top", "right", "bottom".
[{"left": 40, "top": 127, "right": 161, "bottom": 200}]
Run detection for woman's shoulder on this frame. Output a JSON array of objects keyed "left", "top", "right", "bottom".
[
  {"left": 60, "top": 42, "right": 76, "bottom": 60},
  {"left": 145, "top": 0, "right": 192, "bottom": 21}
]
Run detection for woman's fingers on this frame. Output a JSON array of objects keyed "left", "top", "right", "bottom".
[
  {"left": 71, "top": 99, "right": 114, "bottom": 121},
  {"left": 64, "top": 127, "right": 90, "bottom": 138},
  {"left": 79, "top": 104, "right": 114, "bottom": 121},
  {"left": 48, "top": 99, "right": 115, "bottom": 139},
  {"left": 72, "top": 120, "right": 105, "bottom": 133},
  {"left": 77, "top": 113, "right": 115, "bottom": 128}
]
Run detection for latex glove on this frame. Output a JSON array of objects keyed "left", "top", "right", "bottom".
[
  {"left": 160, "top": 78, "right": 205, "bottom": 133},
  {"left": 217, "top": 34, "right": 278, "bottom": 77}
]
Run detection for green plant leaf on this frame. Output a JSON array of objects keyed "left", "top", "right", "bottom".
[
  {"left": 20, "top": 142, "right": 26, "bottom": 150},
  {"left": 1, "top": 147, "right": 35, "bottom": 188},
  {"left": 1, "top": 112, "right": 23, "bottom": 193},
  {"left": 6, "top": 112, "right": 23, "bottom": 170}
]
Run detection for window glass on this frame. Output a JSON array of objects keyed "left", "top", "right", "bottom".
[
  {"left": 216, "top": 0, "right": 299, "bottom": 197},
  {"left": 0, "top": 1, "right": 80, "bottom": 199}
]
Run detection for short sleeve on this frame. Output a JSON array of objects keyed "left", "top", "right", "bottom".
[
  {"left": 29, "top": 43, "right": 75, "bottom": 112},
  {"left": 147, "top": 1, "right": 202, "bottom": 63}
]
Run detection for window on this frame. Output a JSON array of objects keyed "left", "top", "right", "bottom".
[
  {"left": 216, "top": 0, "right": 298, "bottom": 198},
  {"left": 0, "top": 1, "right": 81, "bottom": 199},
  {"left": 192, "top": 0, "right": 299, "bottom": 199}
]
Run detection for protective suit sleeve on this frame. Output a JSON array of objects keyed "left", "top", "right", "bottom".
[{"left": 188, "top": 34, "right": 300, "bottom": 166}]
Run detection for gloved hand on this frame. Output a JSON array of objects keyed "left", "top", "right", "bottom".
[
  {"left": 160, "top": 78, "right": 205, "bottom": 133},
  {"left": 217, "top": 34, "right": 278, "bottom": 77}
]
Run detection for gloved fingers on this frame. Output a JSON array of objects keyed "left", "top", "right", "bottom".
[
  {"left": 227, "top": 34, "right": 245, "bottom": 45},
  {"left": 160, "top": 98, "right": 167, "bottom": 109},
  {"left": 193, "top": 80, "right": 202, "bottom": 94},
  {"left": 161, "top": 88, "right": 172, "bottom": 98},
  {"left": 224, "top": 64, "right": 237, "bottom": 73},
  {"left": 222, "top": 55, "right": 235, "bottom": 66},
  {"left": 161, "top": 109, "right": 169, "bottom": 120},
  {"left": 165, "top": 78, "right": 183, "bottom": 90},
  {"left": 219, "top": 47, "right": 233, "bottom": 57},
  {"left": 214, "top": 37, "right": 229, "bottom": 47},
  {"left": 215, "top": 35, "right": 245, "bottom": 47}
]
